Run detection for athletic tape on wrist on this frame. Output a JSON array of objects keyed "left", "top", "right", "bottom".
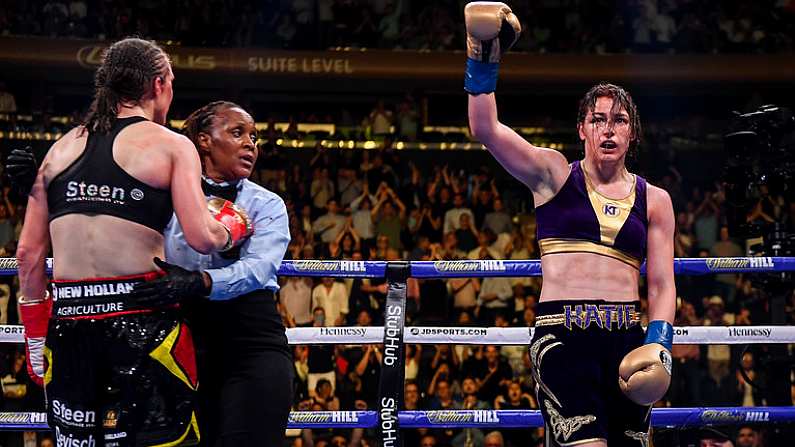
[
  {"left": 644, "top": 320, "right": 673, "bottom": 351},
  {"left": 464, "top": 59, "right": 499, "bottom": 94}
]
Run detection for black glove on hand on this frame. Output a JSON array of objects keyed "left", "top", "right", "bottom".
[
  {"left": 6, "top": 146, "right": 38, "bottom": 197},
  {"left": 130, "top": 258, "right": 211, "bottom": 308}
]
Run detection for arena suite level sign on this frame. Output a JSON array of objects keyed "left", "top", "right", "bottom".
[
  {"left": 3, "top": 37, "right": 795, "bottom": 82},
  {"left": 247, "top": 56, "right": 353, "bottom": 74},
  {"left": 77, "top": 43, "right": 361, "bottom": 77}
]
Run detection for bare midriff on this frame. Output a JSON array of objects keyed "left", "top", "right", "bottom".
[
  {"left": 50, "top": 215, "right": 164, "bottom": 279},
  {"left": 540, "top": 251, "right": 639, "bottom": 302}
]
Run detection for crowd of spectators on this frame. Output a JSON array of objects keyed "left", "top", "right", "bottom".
[
  {"left": 0, "top": 1, "right": 792, "bottom": 442},
  {"left": 257, "top": 132, "right": 793, "bottom": 445},
  {"left": 1, "top": 0, "right": 794, "bottom": 53},
  {"left": 0, "top": 104, "right": 794, "bottom": 446},
  {"left": 0, "top": 99, "right": 793, "bottom": 447}
]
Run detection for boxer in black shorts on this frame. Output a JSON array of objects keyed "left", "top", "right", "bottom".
[
  {"left": 466, "top": 4, "right": 676, "bottom": 445},
  {"left": 47, "top": 276, "right": 199, "bottom": 446},
  {"left": 532, "top": 300, "right": 652, "bottom": 446},
  {"left": 15, "top": 38, "right": 247, "bottom": 446}
]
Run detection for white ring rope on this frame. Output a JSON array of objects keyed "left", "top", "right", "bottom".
[{"left": 0, "top": 325, "right": 790, "bottom": 345}]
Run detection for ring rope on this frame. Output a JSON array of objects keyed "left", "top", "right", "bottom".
[
  {"left": 1, "top": 256, "right": 793, "bottom": 278},
  {"left": 1, "top": 407, "right": 791, "bottom": 430},
  {"left": 1, "top": 256, "right": 791, "bottom": 435},
  {"left": 0, "top": 325, "right": 789, "bottom": 345},
  {"left": 287, "top": 325, "right": 793, "bottom": 345}
]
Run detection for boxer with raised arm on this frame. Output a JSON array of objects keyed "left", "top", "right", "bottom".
[{"left": 465, "top": 3, "right": 676, "bottom": 446}]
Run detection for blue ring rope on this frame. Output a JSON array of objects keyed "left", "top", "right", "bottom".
[
  {"left": 0, "top": 257, "right": 793, "bottom": 278},
  {"left": 1, "top": 407, "right": 791, "bottom": 430},
  {"left": 1, "top": 256, "right": 792, "bottom": 433}
]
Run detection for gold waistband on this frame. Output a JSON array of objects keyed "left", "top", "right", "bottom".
[
  {"left": 535, "top": 312, "right": 640, "bottom": 327},
  {"left": 538, "top": 239, "right": 642, "bottom": 269},
  {"left": 535, "top": 305, "right": 640, "bottom": 330}
]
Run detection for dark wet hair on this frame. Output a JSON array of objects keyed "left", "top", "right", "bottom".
[
  {"left": 83, "top": 38, "right": 169, "bottom": 134},
  {"left": 182, "top": 100, "right": 243, "bottom": 147},
  {"left": 576, "top": 83, "right": 642, "bottom": 152}
]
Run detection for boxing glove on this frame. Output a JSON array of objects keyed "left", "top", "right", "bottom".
[
  {"left": 464, "top": 2, "right": 521, "bottom": 94},
  {"left": 19, "top": 294, "right": 53, "bottom": 387},
  {"left": 208, "top": 198, "right": 253, "bottom": 251},
  {"left": 618, "top": 320, "right": 673, "bottom": 405},
  {"left": 6, "top": 146, "right": 38, "bottom": 197}
]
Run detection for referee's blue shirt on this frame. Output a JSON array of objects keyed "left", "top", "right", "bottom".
[{"left": 164, "top": 178, "right": 291, "bottom": 301}]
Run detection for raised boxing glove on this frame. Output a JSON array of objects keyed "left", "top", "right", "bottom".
[
  {"left": 464, "top": 2, "right": 521, "bottom": 94},
  {"left": 208, "top": 198, "right": 253, "bottom": 251},
  {"left": 19, "top": 294, "right": 53, "bottom": 387},
  {"left": 618, "top": 320, "right": 674, "bottom": 405}
]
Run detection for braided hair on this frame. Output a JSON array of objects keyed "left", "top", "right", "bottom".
[
  {"left": 576, "top": 83, "right": 642, "bottom": 153},
  {"left": 182, "top": 100, "right": 243, "bottom": 149},
  {"left": 83, "top": 38, "right": 169, "bottom": 134}
]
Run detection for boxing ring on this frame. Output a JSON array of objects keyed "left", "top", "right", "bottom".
[{"left": 0, "top": 256, "right": 793, "bottom": 444}]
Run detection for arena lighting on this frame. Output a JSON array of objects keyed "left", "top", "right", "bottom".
[
  {"left": 421, "top": 125, "right": 548, "bottom": 135},
  {"left": 517, "top": 126, "right": 546, "bottom": 134},
  {"left": 168, "top": 119, "right": 335, "bottom": 135},
  {"left": 0, "top": 114, "right": 68, "bottom": 124},
  {"left": 168, "top": 121, "right": 554, "bottom": 142},
  {"left": 0, "top": 130, "right": 570, "bottom": 150},
  {"left": 0, "top": 113, "right": 572, "bottom": 148},
  {"left": 0, "top": 131, "right": 63, "bottom": 141}
]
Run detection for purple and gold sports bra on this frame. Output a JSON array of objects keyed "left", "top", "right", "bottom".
[{"left": 535, "top": 160, "right": 647, "bottom": 269}]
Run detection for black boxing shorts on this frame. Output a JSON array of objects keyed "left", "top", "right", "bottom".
[
  {"left": 45, "top": 274, "right": 199, "bottom": 447},
  {"left": 529, "top": 300, "right": 651, "bottom": 447}
]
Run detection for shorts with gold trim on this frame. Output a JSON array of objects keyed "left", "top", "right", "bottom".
[
  {"left": 46, "top": 275, "right": 200, "bottom": 446},
  {"left": 530, "top": 300, "right": 651, "bottom": 447}
]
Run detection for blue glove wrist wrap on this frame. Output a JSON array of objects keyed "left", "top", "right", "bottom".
[
  {"left": 464, "top": 58, "right": 499, "bottom": 94},
  {"left": 644, "top": 320, "right": 673, "bottom": 351}
]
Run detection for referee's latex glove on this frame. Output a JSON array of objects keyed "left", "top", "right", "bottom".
[
  {"left": 130, "top": 258, "right": 211, "bottom": 307},
  {"left": 6, "top": 146, "right": 38, "bottom": 197}
]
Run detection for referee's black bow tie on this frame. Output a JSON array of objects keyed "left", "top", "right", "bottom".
[{"left": 201, "top": 179, "right": 238, "bottom": 202}]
